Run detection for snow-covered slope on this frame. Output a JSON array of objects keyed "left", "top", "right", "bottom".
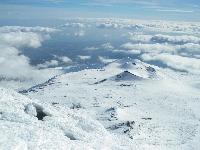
[
  {"left": 1, "top": 59, "right": 200, "bottom": 149},
  {"left": 18, "top": 59, "right": 200, "bottom": 150},
  {"left": 0, "top": 87, "right": 125, "bottom": 150}
]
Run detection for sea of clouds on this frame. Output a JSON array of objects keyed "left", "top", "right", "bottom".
[
  {"left": 69, "top": 18, "right": 200, "bottom": 74},
  {"left": 0, "top": 18, "right": 200, "bottom": 89}
]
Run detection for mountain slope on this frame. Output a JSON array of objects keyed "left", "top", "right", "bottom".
[{"left": 21, "top": 59, "right": 200, "bottom": 150}]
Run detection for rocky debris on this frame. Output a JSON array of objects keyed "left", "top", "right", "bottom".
[
  {"left": 52, "top": 102, "right": 59, "bottom": 105},
  {"left": 113, "top": 71, "right": 143, "bottom": 81},
  {"left": 94, "top": 79, "right": 107, "bottom": 84},
  {"left": 19, "top": 76, "right": 57, "bottom": 94},
  {"left": 70, "top": 103, "right": 83, "bottom": 109},
  {"left": 94, "top": 70, "right": 143, "bottom": 85},
  {"left": 146, "top": 66, "right": 156, "bottom": 73},
  {"left": 108, "top": 121, "right": 135, "bottom": 139},
  {"left": 119, "top": 84, "right": 132, "bottom": 87},
  {"left": 141, "top": 117, "right": 152, "bottom": 120},
  {"left": 105, "top": 107, "right": 118, "bottom": 121}
]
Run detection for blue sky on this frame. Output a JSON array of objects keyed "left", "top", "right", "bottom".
[{"left": 0, "top": 0, "right": 200, "bottom": 21}]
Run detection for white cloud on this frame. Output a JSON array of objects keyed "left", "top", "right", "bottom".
[
  {"left": 156, "top": 9, "right": 194, "bottom": 13},
  {"left": 0, "top": 26, "right": 58, "bottom": 33},
  {"left": 128, "top": 33, "right": 200, "bottom": 45},
  {"left": 178, "top": 43, "right": 200, "bottom": 54},
  {"left": 58, "top": 56, "right": 72, "bottom": 64},
  {"left": 121, "top": 33, "right": 200, "bottom": 57},
  {"left": 98, "top": 56, "right": 116, "bottom": 63},
  {"left": 121, "top": 42, "right": 176, "bottom": 53},
  {"left": 0, "top": 26, "right": 58, "bottom": 49},
  {"left": 96, "top": 23, "right": 119, "bottom": 29},
  {"left": 111, "top": 49, "right": 141, "bottom": 55},
  {"left": 62, "top": 23, "right": 85, "bottom": 28},
  {"left": 151, "top": 34, "right": 200, "bottom": 44},
  {"left": 84, "top": 46, "right": 99, "bottom": 51},
  {"left": 101, "top": 43, "right": 114, "bottom": 49},
  {"left": 60, "top": 23, "right": 86, "bottom": 37},
  {"left": 37, "top": 60, "right": 59, "bottom": 68},
  {"left": 84, "top": 43, "right": 114, "bottom": 51},
  {"left": 128, "top": 32, "right": 152, "bottom": 43},
  {"left": 81, "top": 18, "right": 200, "bottom": 34},
  {"left": 0, "top": 26, "right": 61, "bottom": 90},
  {"left": 78, "top": 55, "right": 91, "bottom": 60},
  {"left": 0, "top": 45, "right": 61, "bottom": 89},
  {"left": 0, "top": 45, "right": 31, "bottom": 79},
  {"left": 37, "top": 56, "right": 73, "bottom": 68},
  {"left": 71, "top": 18, "right": 200, "bottom": 34},
  {"left": 141, "top": 53, "right": 200, "bottom": 74},
  {"left": 0, "top": 32, "right": 45, "bottom": 48},
  {"left": 194, "top": 54, "right": 200, "bottom": 58}
]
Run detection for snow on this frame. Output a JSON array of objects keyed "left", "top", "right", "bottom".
[
  {"left": 12, "top": 59, "right": 199, "bottom": 149},
  {"left": 0, "top": 87, "right": 123, "bottom": 150}
]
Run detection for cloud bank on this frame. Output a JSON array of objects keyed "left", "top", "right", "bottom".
[
  {"left": 0, "top": 26, "right": 61, "bottom": 90},
  {"left": 141, "top": 53, "right": 200, "bottom": 74}
]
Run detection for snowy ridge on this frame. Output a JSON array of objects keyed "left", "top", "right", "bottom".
[
  {"left": 21, "top": 59, "right": 161, "bottom": 94},
  {"left": 94, "top": 59, "right": 162, "bottom": 85},
  {"left": 106, "top": 59, "right": 161, "bottom": 79},
  {"left": 19, "top": 75, "right": 58, "bottom": 94}
]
